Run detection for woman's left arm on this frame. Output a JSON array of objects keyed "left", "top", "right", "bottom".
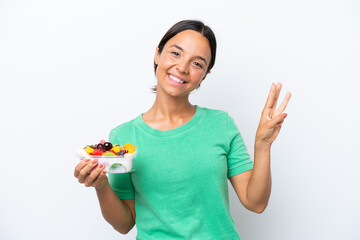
[{"left": 230, "top": 82, "right": 291, "bottom": 213}]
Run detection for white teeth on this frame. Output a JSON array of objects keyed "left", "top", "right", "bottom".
[{"left": 169, "top": 74, "right": 185, "bottom": 84}]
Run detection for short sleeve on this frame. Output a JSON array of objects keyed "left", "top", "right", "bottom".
[
  {"left": 226, "top": 114, "right": 253, "bottom": 178},
  {"left": 108, "top": 173, "right": 135, "bottom": 199},
  {"left": 108, "top": 128, "right": 135, "bottom": 199}
]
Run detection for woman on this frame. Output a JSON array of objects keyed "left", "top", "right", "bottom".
[{"left": 74, "top": 20, "right": 291, "bottom": 239}]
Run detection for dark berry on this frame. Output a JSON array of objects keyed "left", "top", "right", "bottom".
[
  {"left": 104, "top": 142, "right": 113, "bottom": 151},
  {"left": 117, "top": 151, "right": 124, "bottom": 157},
  {"left": 97, "top": 143, "right": 105, "bottom": 150}
]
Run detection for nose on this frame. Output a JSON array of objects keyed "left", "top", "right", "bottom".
[{"left": 176, "top": 60, "right": 189, "bottom": 74}]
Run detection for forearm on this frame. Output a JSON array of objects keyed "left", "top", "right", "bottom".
[
  {"left": 247, "top": 142, "right": 272, "bottom": 212},
  {"left": 95, "top": 183, "right": 135, "bottom": 234}
]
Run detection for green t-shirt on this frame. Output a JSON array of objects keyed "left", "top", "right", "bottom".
[{"left": 108, "top": 106, "right": 253, "bottom": 240}]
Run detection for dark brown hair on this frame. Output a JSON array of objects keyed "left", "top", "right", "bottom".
[{"left": 152, "top": 19, "right": 217, "bottom": 92}]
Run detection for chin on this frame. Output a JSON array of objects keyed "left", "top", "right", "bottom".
[{"left": 160, "top": 86, "right": 190, "bottom": 98}]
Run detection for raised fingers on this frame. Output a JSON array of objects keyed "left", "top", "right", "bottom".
[
  {"left": 271, "top": 83, "right": 282, "bottom": 117},
  {"left": 275, "top": 92, "right": 291, "bottom": 115},
  {"left": 264, "top": 83, "right": 276, "bottom": 111}
]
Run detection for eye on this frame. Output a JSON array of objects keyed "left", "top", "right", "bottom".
[
  {"left": 194, "top": 62, "right": 203, "bottom": 69},
  {"left": 171, "top": 51, "right": 180, "bottom": 56}
]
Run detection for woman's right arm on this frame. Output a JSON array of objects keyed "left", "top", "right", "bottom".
[
  {"left": 74, "top": 159, "right": 135, "bottom": 234},
  {"left": 95, "top": 184, "right": 135, "bottom": 234}
]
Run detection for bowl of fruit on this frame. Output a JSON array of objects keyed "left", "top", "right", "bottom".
[{"left": 76, "top": 140, "right": 137, "bottom": 173}]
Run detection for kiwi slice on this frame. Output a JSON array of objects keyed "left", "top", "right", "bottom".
[{"left": 108, "top": 163, "right": 127, "bottom": 173}]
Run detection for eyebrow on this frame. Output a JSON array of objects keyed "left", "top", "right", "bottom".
[{"left": 170, "top": 44, "right": 208, "bottom": 65}]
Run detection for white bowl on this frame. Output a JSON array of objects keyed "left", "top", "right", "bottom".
[
  {"left": 78, "top": 149, "right": 137, "bottom": 173},
  {"left": 81, "top": 155, "right": 134, "bottom": 173}
]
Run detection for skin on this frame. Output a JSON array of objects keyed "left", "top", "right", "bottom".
[
  {"left": 74, "top": 29, "right": 291, "bottom": 233},
  {"left": 230, "top": 82, "right": 291, "bottom": 213},
  {"left": 142, "top": 30, "right": 212, "bottom": 128}
]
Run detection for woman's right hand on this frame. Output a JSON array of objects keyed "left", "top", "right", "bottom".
[{"left": 74, "top": 159, "right": 108, "bottom": 190}]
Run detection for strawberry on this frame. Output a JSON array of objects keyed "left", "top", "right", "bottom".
[{"left": 92, "top": 149, "right": 104, "bottom": 156}]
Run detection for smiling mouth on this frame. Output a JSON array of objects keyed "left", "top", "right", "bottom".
[{"left": 169, "top": 74, "right": 187, "bottom": 84}]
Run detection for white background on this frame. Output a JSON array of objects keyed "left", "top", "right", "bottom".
[{"left": 1, "top": 0, "right": 359, "bottom": 239}]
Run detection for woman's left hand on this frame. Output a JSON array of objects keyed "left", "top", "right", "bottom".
[{"left": 255, "top": 82, "right": 291, "bottom": 148}]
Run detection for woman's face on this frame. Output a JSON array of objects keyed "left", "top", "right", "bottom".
[{"left": 154, "top": 30, "right": 212, "bottom": 98}]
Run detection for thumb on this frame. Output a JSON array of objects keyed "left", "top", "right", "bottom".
[{"left": 271, "top": 113, "right": 287, "bottom": 127}]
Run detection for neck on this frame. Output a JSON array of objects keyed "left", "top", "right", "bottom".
[{"left": 146, "top": 88, "right": 196, "bottom": 120}]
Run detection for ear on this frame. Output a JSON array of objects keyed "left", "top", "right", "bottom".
[{"left": 154, "top": 47, "right": 160, "bottom": 65}]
